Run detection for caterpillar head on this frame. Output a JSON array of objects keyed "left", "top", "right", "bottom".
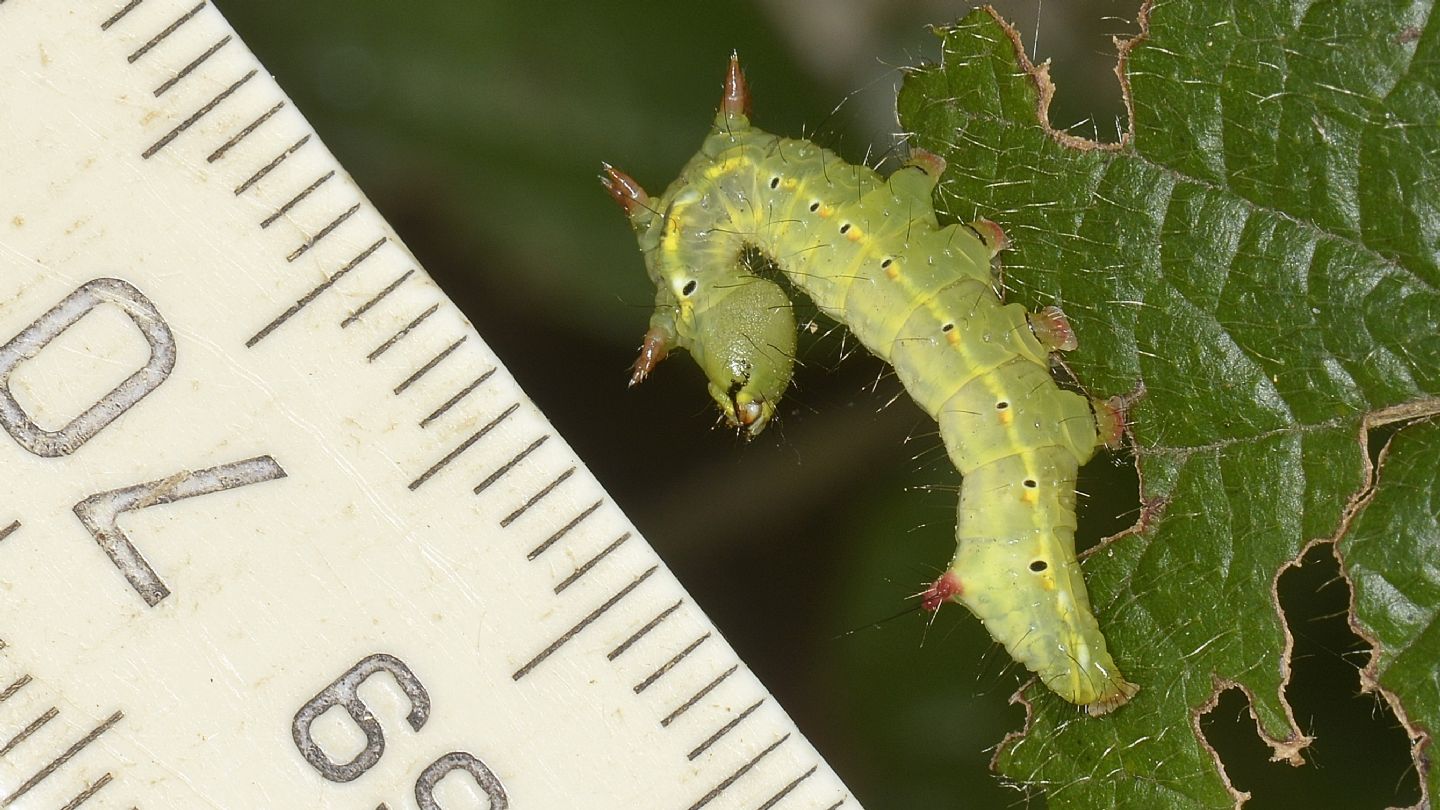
[
  {"left": 623, "top": 268, "right": 796, "bottom": 438},
  {"left": 683, "top": 273, "right": 796, "bottom": 437},
  {"left": 633, "top": 270, "right": 797, "bottom": 438}
]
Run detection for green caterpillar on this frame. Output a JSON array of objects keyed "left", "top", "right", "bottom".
[{"left": 603, "top": 56, "right": 1137, "bottom": 715}]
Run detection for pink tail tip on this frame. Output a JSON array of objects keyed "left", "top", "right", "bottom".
[{"left": 921, "top": 571, "right": 962, "bottom": 612}]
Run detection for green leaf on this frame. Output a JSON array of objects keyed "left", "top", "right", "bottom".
[
  {"left": 1344, "top": 420, "right": 1440, "bottom": 803},
  {"left": 899, "top": 4, "right": 1440, "bottom": 806}
]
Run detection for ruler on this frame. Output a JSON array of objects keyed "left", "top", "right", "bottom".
[{"left": 0, "top": 2, "right": 857, "bottom": 808}]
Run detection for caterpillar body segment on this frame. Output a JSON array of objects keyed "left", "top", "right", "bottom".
[{"left": 604, "top": 56, "right": 1136, "bottom": 713}]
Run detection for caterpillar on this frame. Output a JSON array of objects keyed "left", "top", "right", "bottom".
[{"left": 602, "top": 56, "right": 1138, "bottom": 715}]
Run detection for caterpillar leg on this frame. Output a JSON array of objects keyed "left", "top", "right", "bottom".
[
  {"left": 1009, "top": 304, "right": 1077, "bottom": 366},
  {"left": 906, "top": 147, "right": 947, "bottom": 179},
  {"left": 1093, "top": 383, "right": 1144, "bottom": 449},
  {"left": 1093, "top": 397, "right": 1125, "bottom": 448},
  {"left": 966, "top": 218, "right": 1010, "bottom": 285},
  {"left": 888, "top": 147, "right": 946, "bottom": 207},
  {"left": 967, "top": 218, "right": 1010, "bottom": 257},
  {"left": 1028, "top": 305, "right": 1078, "bottom": 352}
]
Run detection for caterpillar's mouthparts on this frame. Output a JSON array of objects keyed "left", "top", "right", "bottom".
[
  {"left": 735, "top": 398, "right": 763, "bottom": 426},
  {"left": 731, "top": 395, "right": 774, "bottom": 439}
]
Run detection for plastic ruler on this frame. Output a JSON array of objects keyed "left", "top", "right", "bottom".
[{"left": 0, "top": 2, "right": 858, "bottom": 808}]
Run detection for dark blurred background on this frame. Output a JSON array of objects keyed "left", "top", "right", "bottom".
[{"left": 216, "top": 2, "right": 1419, "bottom": 807}]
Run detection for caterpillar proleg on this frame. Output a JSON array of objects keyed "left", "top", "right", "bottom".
[{"left": 603, "top": 56, "right": 1137, "bottom": 715}]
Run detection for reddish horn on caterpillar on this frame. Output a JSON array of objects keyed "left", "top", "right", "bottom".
[
  {"left": 721, "top": 51, "right": 751, "bottom": 118},
  {"left": 628, "top": 326, "right": 670, "bottom": 387},
  {"left": 599, "top": 162, "right": 649, "bottom": 216}
]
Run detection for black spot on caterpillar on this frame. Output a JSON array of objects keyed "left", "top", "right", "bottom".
[{"left": 602, "top": 55, "right": 1137, "bottom": 715}]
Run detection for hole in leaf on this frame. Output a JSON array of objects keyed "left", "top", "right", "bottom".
[
  {"left": 1367, "top": 421, "right": 1407, "bottom": 469},
  {"left": 1073, "top": 447, "right": 1139, "bottom": 555},
  {"left": 973, "top": 0, "right": 1141, "bottom": 144},
  {"left": 1200, "top": 542, "right": 1420, "bottom": 807}
]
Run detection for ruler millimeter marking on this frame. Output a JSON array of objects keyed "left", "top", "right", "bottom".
[{"left": 0, "top": 1, "right": 856, "bottom": 808}]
